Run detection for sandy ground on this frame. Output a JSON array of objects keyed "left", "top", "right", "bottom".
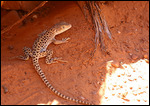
[{"left": 1, "top": 1, "right": 149, "bottom": 105}]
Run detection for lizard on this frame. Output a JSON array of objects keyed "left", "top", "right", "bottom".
[{"left": 18, "top": 22, "right": 93, "bottom": 105}]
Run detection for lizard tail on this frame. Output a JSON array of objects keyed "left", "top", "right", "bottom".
[{"left": 32, "top": 57, "right": 93, "bottom": 105}]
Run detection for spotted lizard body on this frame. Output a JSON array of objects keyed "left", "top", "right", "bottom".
[{"left": 19, "top": 22, "right": 92, "bottom": 105}]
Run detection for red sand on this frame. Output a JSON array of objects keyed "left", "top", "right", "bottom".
[{"left": 1, "top": 1, "right": 149, "bottom": 105}]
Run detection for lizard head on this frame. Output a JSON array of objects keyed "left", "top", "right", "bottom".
[{"left": 52, "top": 22, "right": 72, "bottom": 35}]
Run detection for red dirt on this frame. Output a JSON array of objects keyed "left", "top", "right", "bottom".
[{"left": 1, "top": 1, "right": 149, "bottom": 105}]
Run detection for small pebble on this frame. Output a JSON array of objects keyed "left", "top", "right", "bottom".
[
  {"left": 69, "top": 66, "right": 73, "bottom": 70},
  {"left": 129, "top": 53, "right": 132, "bottom": 56},
  {"left": 135, "top": 29, "right": 138, "bottom": 31},
  {"left": 117, "top": 75, "right": 121, "bottom": 77},
  {"left": 145, "top": 59, "right": 149, "bottom": 63},
  {"left": 124, "top": 81, "right": 127, "bottom": 83},
  {"left": 142, "top": 48, "right": 147, "bottom": 52},
  {"left": 2, "top": 85, "right": 8, "bottom": 94},
  {"left": 111, "top": 61, "right": 120, "bottom": 68},
  {"left": 32, "top": 14, "right": 38, "bottom": 19},
  {"left": 131, "top": 54, "right": 138, "bottom": 60},
  {"left": 137, "top": 99, "right": 140, "bottom": 102},
  {"left": 120, "top": 86, "right": 123, "bottom": 88},
  {"left": 144, "top": 54, "right": 148, "bottom": 59},
  {"left": 91, "top": 91, "right": 97, "bottom": 95},
  {"left": 8, "top": 45, "right": 14, "bottom": 50},
  {"left": 105, "top": 96, "right": 108, "bottom": 99},
  {"left": 130, "top": 87, "right": 133, "bottom": 90},
  {"left": 80, "top": 96, "right": 85, "bottom": 100},
  {"left": 113, "top": 85, "right": 117, "bottom": 87},
  {"left": 126, "top": 50, "right": 131, "bottom": 53},
  {"left": 97, "top": 81, "right": 100, "bottom": 85},
  {"left": 122, "top": 98, "right": 130, "bottom": 102},
  {"left": 112, "top": 94, "right": 115, "bottom": 96},
  {"left": 118, "top": 31, "right": 121, "bottom": 34}
]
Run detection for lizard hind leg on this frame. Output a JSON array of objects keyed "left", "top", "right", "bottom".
[{"left": 19, "top": 47, "right": 32, "bottom": 60}]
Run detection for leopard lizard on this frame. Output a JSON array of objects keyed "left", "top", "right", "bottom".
[{"left": 19, "top": 22, "right": 93, "bottom": 105}]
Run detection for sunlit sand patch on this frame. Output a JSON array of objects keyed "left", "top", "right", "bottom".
[
  {"left": 99, "top": 59, "right": 149, "bottom": 105},
  {"left": 37, "top": 100, "right": 59, "bottom": 105}
]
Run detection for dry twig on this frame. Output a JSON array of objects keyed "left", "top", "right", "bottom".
[
  {"left": 1, "top": 1, "right": 48, "bottom": 35},
  {"left": 77, "top": 1, "right": 112, "bottom": 57}
]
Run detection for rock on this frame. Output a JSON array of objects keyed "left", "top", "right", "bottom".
[
  {"left": 1, "top": 10, "right": 21, "bottom": 28},
  {"left": 1, "top": 1, "right": 43, "bottom": 12}
]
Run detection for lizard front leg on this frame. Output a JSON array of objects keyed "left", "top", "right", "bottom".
[{"left": 52, "top": 37, "right": 70, "bottom": 44}]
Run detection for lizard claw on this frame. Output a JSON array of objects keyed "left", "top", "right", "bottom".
[
  {"left": 52, "top": 57, "right": 68, "bottom": 63},
  {"left": 62, "top": 37, "right": 70, "bottom": 42},
  {"left": 53, "top": 57, "right": 63, "bottom": 60},
  {"left": 10, "top": 55, "right": 29, "bottom": 60}
]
